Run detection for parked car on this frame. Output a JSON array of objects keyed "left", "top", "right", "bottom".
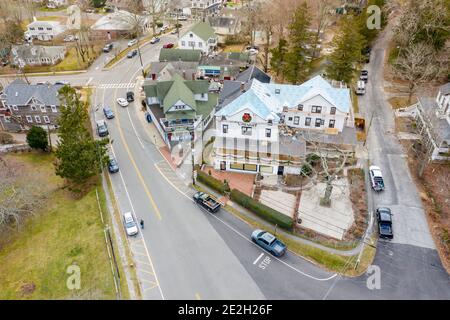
[
  {"left": 122, "top": 211, "right": 138, "bottom": 236},
  {"left": 55, "top": 81, "right": 70, "bottom": 85},
  {"left": 150, "top": 37, "right": 160, "bottom": 44},
  {"left": 163, "top": 43, "right": 174, "bottom": 49},
  {"left": 108, "top": 156, "right": 119, "bottom": 173},
  {"left": 160, "top": 25, "right": 169, "bottom": 32},
  {"left": 360, "top": 70, "right": 369, "bottom": 82},
  {"left": 193, "top": 191, "right": 221, "bottom": 213},
  {"left": 369, "top": 165, "right": 385, "bottom": 191},
  {"left": 103, "top": 106, "right": 115, "bottom": 119},
  {"left": 64, "top": 35, "right": 75, "bottom": 42},
  {"left": 362, "top": 47, "right": 371, "bottom": 63},
  {"left": 127, "top": 49, "right": 138, "bottom": 58},
  {"left": 116, "top": 98, "right": 129, "bottom": 107},
  {"left": 355, "top": 80, "right": 365, "bottom": 95},
  {"left": 376, "top": 207, "right": 393, "bottom": 239},
  {"left": 128, "top": 39, "right": 138, "bottom": 47},
  {"left": 96, "top": 120, "right": 109, "bottom": 137},
  {"left": 103, "top": 43, "right": 113, "bottom": 53},
  {"left": 178, "top": 16, "right": 187, "bottom": 21},
  {"left": 126, "top": 91, "right": 134, "bottom": 102},
  {"left": 251, "top": 229, "right": 287, "bottom": 257}
]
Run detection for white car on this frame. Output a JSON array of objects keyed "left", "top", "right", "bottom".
[
  {"left": 116, "top": 98, "right": 129, "bottom": 107},
  {"left": 160, "top": 25, "right": 168, "bottom": 32},
  {"left": 369, "top": 165, "right": 385, "bottom": 191},
  {"left": 123, "top": 212, "right": 138, "bottom": 236},
  {"left": 128, "top": 39, "right": 138, "bottom": 47},
  {"left": 247, "top": 48, "right": 259, "bottom": 55}
]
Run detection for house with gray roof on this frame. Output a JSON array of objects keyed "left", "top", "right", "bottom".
[
  {"left": 159, "top": 48, "right": 202, "bottom": 62},
  {"left": 207, "top": 15, "right": 242, "bottom": 43},
  {"left": 178, "top": 21, "right": 218, "bottom": 54},
  {"left": 147, "top": 61, "right": 200, "bottom": 81},
  {"left": 415, "top": 83, "right": 450, "bottom": 161},
  {"left": 0, "top": 79, "right": 64, "bottom": 132},
  {"left": 142, "top": 74, "right": 217, "bottom": 148},
  {"left": 11, "top": 45, "right": 66, "bottom": 67}
]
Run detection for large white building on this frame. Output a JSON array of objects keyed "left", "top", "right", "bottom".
[
  {"left": 26, "top": 20, "right": 66, "bottom": 41},
  {"left": 178, "top": 22, "right": 218, "bottom": 55},
  {"left": 213, "top": 74, "right": 356, "bottom": 175}
]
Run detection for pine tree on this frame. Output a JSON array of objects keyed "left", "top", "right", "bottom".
[
  {"left": 283, "top": 3, "right": 312, "bottom": 84},
  {"left": 325, "top": 16, "right": 365, "bottom": 84},
  {"left": 26, "top": 126, "right": 48, "bottom": 151},
  {"left": 54, "top": 86, "right": 108, "bottom": 188},
  {"left": 270, "top": 38, "right": 288, "bottom": 78}
]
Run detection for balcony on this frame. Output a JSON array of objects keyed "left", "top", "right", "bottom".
[{"left": 160, "top": 115, "right": 202, "bottom": 133}]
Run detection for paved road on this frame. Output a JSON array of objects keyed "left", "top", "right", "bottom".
[{"left": 22, "top": 25, "right": 450, "bottom": 299}]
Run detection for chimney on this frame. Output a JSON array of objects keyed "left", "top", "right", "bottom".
[
  {"left": 182, "top": 70, "right": 186, "bottom": 79},
  {"left": 240, "top": 82, "right": 245, "bottom": 92},
  {"left": 192, "top": 72, "right": 195, "bottom": 80}
]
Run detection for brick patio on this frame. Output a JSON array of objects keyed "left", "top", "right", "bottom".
[{"left": 202, "top": 166, "right": 255, "bottom": 196}]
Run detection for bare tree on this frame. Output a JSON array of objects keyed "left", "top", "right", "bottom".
[
  {"left": 392, "top": 42, "right": 440, "bottom": 103},
  {"left": 143, "top": 0, "right": 166, "bottom": 36},
  {"left": 0, "top": 157, "right": 45, "bottom": 230},
  {"left": 310, "top": 0, "right": 331, "bottom": 59}
]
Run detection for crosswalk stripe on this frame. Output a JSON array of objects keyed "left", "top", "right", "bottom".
[{"left": 98, "top": 83, "right": 135, "bottom": 89}]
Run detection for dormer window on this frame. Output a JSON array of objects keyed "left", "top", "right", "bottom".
[
  {"left": 190, "top": 33, "right": 193, "bottom": 38},
  {"left": 297, "top": 104, "right": 303, "bottom": 111},
  {"left": 268, "top": 119, "right": 273, "bottom": 125},
  {"left": 311, "top": 106, "right": 322, "bottom": 113}
]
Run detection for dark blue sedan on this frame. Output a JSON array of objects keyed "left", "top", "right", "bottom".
[
  {"left": 251, "top": 229, "right": 287, "bottom": 257},
  {"left": 103, "top": 106, "right": 115, "bottom": 119},
  {"left": 108, "top": 157, "right": 119, "bottom": 173}
]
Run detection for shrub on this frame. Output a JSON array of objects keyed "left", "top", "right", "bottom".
[
  {"left": 156, "top": 22, "right": 163, "bottom": 28},
  {"left": 0, "top": 132, "right": 14, "bottom": 144},
  {"left": 26, "top": 126, "right": 48, "bottom": 151},
  {"left": 230, "top": 189, "right": 294, "bottom": 230},
  {"left": 197, "top": 170, "right": 230, "bottom": 194}
]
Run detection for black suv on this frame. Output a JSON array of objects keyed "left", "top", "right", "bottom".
[
  {"left": 376, "top": 207, "right": 393, "bottom": 239},
  {"left": 126, "top": 91, "right": 134, "bottom": 102}
]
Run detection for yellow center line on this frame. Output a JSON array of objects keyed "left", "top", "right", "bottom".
[{"left": 111, "top": 86, "right": 162, "bottom": 220}]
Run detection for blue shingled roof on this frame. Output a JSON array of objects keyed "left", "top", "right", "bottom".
[{"left": 216, "top": 75, "right": 351, "bottom": 120}]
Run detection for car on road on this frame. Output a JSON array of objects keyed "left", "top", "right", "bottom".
[
  {"left": 55, "top": 80, "right": 70, "bottom": 85},
  {"left": 355, "top": 80, "right": 365, "bottom": 95},
  {"left": 376, "top": 207, "right": 393, "bottom": 239},
  {"left": 178, "top": 16, "right": 187, "bottom": 21},
  {"left": 116, "top": 98, "right": 129, "bottom": 107},
  {"left": 122, "top": 212, "right": 138, "bottom": 236},
  {"left": 163, "top": 43, "right": 174, "bottom": 49},
  {"left": 150, "top": 37, "right": 160, "bottom": 44},
  {"left": 193, "top": 191, "right": 221, "bottom": 213},
  {"left": 160, "top": 25, "right": 169, "bottom": 32},
  {"left": 127, "top": 49, "right": 138, "bottom": 58},
  {"left": 126, "top": 91, "right": 134, "bottom": 102},
  {"left": 103, "top": 43, "right": 113, "bottom": 53},
  {"left": 360, "top": 70, "right": 369, "bottom": 82},
  {"left": 170, "top": 29, "right": 177, "bottom": 34},
  {"left": 369, "top": 165, "right": 385, "bottom": 191},
  {"left": 128, "top": 39, "right": 138, "bottom": 47},
  {"left": 96, "top": 120, "right": 109, "bottom": 137},
  {"left": 251, "top": 229, "right": 287, "bottom": 257},
  {"left": 103, "top": 106, "right": 115, "bottom": 119},
  {"left": 108, "top": 156, "right": 119, "bottom": 173}
]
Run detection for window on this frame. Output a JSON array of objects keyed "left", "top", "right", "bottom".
[
  {"left": 198, "top": 42, "right": 202, "bottom": 48},
  {"left": 294, "top": 116, "right": 299, "bottom": 125},
  {"left": 268, "top": 119, "right": 273, "bottom": 125},
  {"left": 288, "top": 117, "right": 293, "bottom": 121},
  {"left": 181, "top": 41, "right": 185, "bottom": 46},
  {"left": 241, "top": 126, "right": 252, "bottom": 136},
  {"left": 40, "top": 105, "right": 46, "bottom": 113},
  {"left": 188, "top": 41, "right": 195, "bottom": 47},
  {"left": 4, "top": 116, "right": 11, "bottom": 123},
  {"left": 265, "top": 128, "right": 271, "bottom": 138},
  {"left": 330, "top": 107, "right": 336, "bottom": 115},
  {"left": 43, "top": 116, "right": 50, "bottom": 123},
  {"left": 35, "top": 115, "right": 41, "bottom": 123},
  {"left": 329, "top": 119, "right": 335, "bottom": 128},
  {"left": 222, "top": 124, "right": 228, "bottom": 134},
  {"left": 189, "top": 33, "right": 193, "bottom": 38},
  {"left": 47, "top": 28, "right": 52, "bottom": 31},
  {"left": 51, "top": 105, "right": 57, "bottom": 113},
  {"left": 26, "top": 115, "right": 32, "bottom": 123},
  {"left": 315, "top": 118, "right": 322, "bottom": 127},
  {"left": 275, "top": 89, "right": 280, "bottom": 94},
  {"left": 12, "top": 105, "right": 18, "bottom": 111},
  {"left": 297, "top": 104, "right": 303, "bottom": 111},
  {"left": 311, "top": 106, "right": 322, "bottom": 113},
  {"left": 38, "top": 27, "right": 43, "bottom": 30},
  {"left": 31, "top": 105, "right": 37, "bottom": 111}
]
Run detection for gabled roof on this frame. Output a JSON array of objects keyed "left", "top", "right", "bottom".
[
  {"left": 159, "top": 48, "right": 202, "bottom": 62},
  {"left": 236, "top": 65, "right": 270, "bottom": 83},
  {"left": 163, "top": 74, "right": 196, "bottom": 112},
  {"left": 182, "top": 21, "right": 216, "bottom": 41},
  {"left": 4, "top": 79, "right": 63, "bottom": 106}
]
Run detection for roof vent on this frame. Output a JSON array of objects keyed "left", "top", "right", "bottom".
[{"left": 275, "top": 89, "right": 280, "bottom": 94}]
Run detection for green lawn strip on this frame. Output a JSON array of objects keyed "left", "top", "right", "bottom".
[
  {"left": 104, "top": 35, "right": 155, "bottom": 69},
  {"left": 104, "top": 173, "right": 142, "bottom": 299},
  {"left": 0, "top": 152, "right": 118, "bottom": 299}
]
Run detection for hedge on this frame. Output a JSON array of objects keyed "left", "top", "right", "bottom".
[
  {"left": 230, "top": 189, "right": 294, "bottom": 230},
  {"left": 197, "top": 171, "right": 230, "bottom": 195}
]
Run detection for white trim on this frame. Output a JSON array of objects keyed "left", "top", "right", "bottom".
[
  {"left": 34, "top": 115, "right": 41, "bottom": 123},
  {"left": 26, "top": 115, "right": 33, "bottom": 123}
]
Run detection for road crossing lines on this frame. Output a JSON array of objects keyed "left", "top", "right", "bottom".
[{"left": 99, "top": 83, "right": 135, "bottom": 89}]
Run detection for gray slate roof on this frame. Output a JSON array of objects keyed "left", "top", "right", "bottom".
[
  {"left": 418, "top": 96, "right": 450, "bottom": 145},
  {"left": 4, "top": 79, "right": 63, "bottom": 106},
  {"left": 147, "top": 61, "right": 199, "bottom": 81},
  {"left": 11, "top": 45, "right": 65, "bottom": 62},
  {"left": 439, "top": 82, "right": 450, "bottom": 95},
  {"left": 236, "top": 65, "right": 271, "bottom": 83}
]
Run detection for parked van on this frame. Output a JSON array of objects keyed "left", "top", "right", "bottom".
[{"left": 356, "top": 80, "right": 365, "bottom": 95}]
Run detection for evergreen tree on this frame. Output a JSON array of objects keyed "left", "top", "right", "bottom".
[
  {"left": 55, "top": 86, "right": 108, "bottom": 187},
  {"left": 283, "top": 3, "right": 312, "bottom": 84},
  {"left": 270, "top": 38, "right": 288, "bottom": 78},
  {"left": 325, "top": 16, "right": 365, "bottom": 84},
  {"left": 26, "top": 126, "right": 48, "bottom": 151}
]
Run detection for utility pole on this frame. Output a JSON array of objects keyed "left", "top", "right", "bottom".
[
  {"left": 363, "top": 110, "right": 375, "bottom": 147},
  {"left": 47, "top": 125, "right": 52, "bottom": 152}
]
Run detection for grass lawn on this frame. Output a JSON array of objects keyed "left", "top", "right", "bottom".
[
  {"left": 0, "top": 152, "right": 127, "bottom": 299},
  {"left": 36, "top": 16, "right": 65, "bottom": 22},
  {"left": 222, "top": 44, "right": 245, "bottom": 53},
  {"left": 388, "top": 96, "right": 416, "bottom": 109}
]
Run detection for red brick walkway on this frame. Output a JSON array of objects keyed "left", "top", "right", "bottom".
[{"left": 202, "top": 166, "right": 255, "bottom": 196}]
